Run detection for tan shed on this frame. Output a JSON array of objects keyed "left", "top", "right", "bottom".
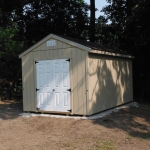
[{"left": 19, "top": 34, "right": 134, "bottom": 116}]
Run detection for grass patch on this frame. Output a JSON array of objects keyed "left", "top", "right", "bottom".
[
  {"left": 97, "top": 141, "right": 116, "bottom": 150},
  {"left": 132, "top": 132, "right": 150, "bottom": 139},
  {"left": 140, "top": 133, "right": 150, "bottom": 139}
]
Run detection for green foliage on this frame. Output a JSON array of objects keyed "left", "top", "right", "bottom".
[
  {"left": 0, "top": 0, "right": 150, "bottom": 99},
  {"left": 95, "top": 16, "right": 121, "bottom": 49},
  {"left": 96, "top": 0, "right": 127, "bottom": 50},
  {"left": 127, "top": 0, "right": 150, "bottom": 49},
  {"left": 0, "top": 26, "right": 23, "bottom": 100},
  {"left": 99, "top": 0, "right": 150, "bottom": 51},
  {"left": 98, "top": 0, "right": 150, "bottom": 98},
  {"left": 16, "top": 0, "right": 90, "bottom": 47},
  {"left": 0, "top": 0, "right": 90, "bottom": 99},
  {"left": 0, "top": 0, "right": 90, "bottom": 47},
  {"left": 98, "top": 141, "right": 116, "bottom": 150},
  {"left": 0, "top": 27, "right": 23, "bottom": 57}
]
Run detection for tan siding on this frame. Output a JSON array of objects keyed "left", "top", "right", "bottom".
[
  {"left": 86, "top": 52, "right": 90, "bottom": 115},
  {"left": 41, "top": 48, "right": 46, "bottom": 58},
  {"left": 77, "top": 49, "right": 83, "bottom": 114},
  {"left": 49, "top": 49, "right": 53, "bottom": 59},
  {"left": 26, "top": 54, "right": 30, "bottom": 111},
  {"left": 45, "top": 47, "right": 50, "bottom": 59},
  {"left": 32, "top": 38, "right": 71, "bottom": 53},
  {"left": 71, "top": 48, "right": 78, "bottom": 114},
  {"left": 38, "top": 49, "right": 45, "bottom": 59},
  {"left": 57, "top": 40, "right": 63, "bottom": 57},
  {"left": 23, "top": 52, "right": 35, "bottom": 111},
  {"left": 81, "top": 50, "right": 87, "bottom": 115},
  {"left": 23, "top": 54, "right": 30, "bottom": 111},
  {"left": 33, "top": 38, "right": 53, "bottom": 51},
  {"left": 53, "top": 39, "right": 58, "bottom": 58},
  {"left": 68, "top": 48, "right": 87, "bottom": 115},
  {"left": 19, "top": 34, "right": 91, "bottom": 58},
  {"left": 22, "top": 56, "right": 27, "bottom": 111},
  {"left": 61, "top": 45, "right": 68, "bottom": 58},
  {"left": 29, "top": 52, "right": 35, "bottom": 111},
  {"left": 88, "top": 55, "right": 99, "bottom": 114},
  {"left": 88, "top": 54, "right": 133, "bottom": 115},
  {"left": 52, "top": 38, "right": 58, "bottom": 50},
  {"left": 21, "top": 38, "right": 88, "bottom": 115}
]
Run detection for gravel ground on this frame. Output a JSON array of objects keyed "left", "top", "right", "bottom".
[{"left": 0, "top": 100, "right": 150, "bottom": 150}]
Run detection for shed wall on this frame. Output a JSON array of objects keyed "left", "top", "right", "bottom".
[
  {"left": 22, "top": 38, "right": 87, "bottom": 115},
  {"left": 88, "top": 53, "right": 133, "bottom": 115}
]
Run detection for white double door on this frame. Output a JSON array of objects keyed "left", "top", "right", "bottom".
[{"left": 36, "top": 59, "right": 70, "bottom": 112}]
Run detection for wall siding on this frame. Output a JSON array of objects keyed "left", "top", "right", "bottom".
[
  {"left": 22, "top": 56, "right": 27, "bottom": 111},
  {"left": 21, "top": 39, "right": 87, "bottom": 115},
  {"left": 88, "top": 54, "right": 133, "bottom": 115}
]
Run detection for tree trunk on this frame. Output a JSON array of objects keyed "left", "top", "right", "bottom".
[
  {"left": 126, "top": 0, "right": 134, "bottom": 52},
  {"left": 90, "top": 0, "right": 95, "bottom": 42}
]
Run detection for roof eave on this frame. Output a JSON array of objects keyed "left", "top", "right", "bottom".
[{"left": 89, "top": 50, "right": 135, "bottom": 59}]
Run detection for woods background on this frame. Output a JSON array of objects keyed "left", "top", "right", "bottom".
[{"left": 0, "top": 0, "right": 149, "bottom": 101}]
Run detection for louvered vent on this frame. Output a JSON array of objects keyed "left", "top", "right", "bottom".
[{"left": 47, "top": 40, "right": 56, "bottom": 46}]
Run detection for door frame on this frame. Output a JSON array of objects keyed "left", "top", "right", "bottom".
[{"left": 34, "top": 58, "right": 72, "bottom": 113}]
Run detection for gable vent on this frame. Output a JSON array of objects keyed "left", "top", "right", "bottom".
[{"left": 47, "top": 40, "right": 56, "bottom": 47}]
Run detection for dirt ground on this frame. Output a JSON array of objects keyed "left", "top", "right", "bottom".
[{"left": 0, "top": 100, "right": 150, "bottom": 150}]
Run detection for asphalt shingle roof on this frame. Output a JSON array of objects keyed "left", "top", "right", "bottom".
[{"left": 56, "top": 34, "right": 129, "bottom": 55}]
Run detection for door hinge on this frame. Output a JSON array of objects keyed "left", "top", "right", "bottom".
[
  {"left": 36, "top": 88, "right": 40, "bottom": 91},
  {"left": 67, "top": 88, "right": 71, "bottom": 92},
  {"left": 35, "top": 61, "right": 39, "bottom": 64},
  {"left": 67, "top": 109, "right": 72, "bottom": 112},
  {"left": 66, "top": 58, "right": 70, "bottom": 62}
]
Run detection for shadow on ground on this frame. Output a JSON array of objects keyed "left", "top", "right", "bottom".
[
  {"left": 0, "top": 99, "right": 150, "bottom": 141},
  {"left": 0, "top": 100, "right": 23, "bottom": 120},
  {"left": 92, "top": 101, "right": 150, "bottom": 139}
]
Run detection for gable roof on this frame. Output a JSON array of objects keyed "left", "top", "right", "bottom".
[
  {"left": 57, "top": 34, "right": 128, "bottom": 54},
  {"left": 19, "top": 34, "right": 134, "bottom": 58}
]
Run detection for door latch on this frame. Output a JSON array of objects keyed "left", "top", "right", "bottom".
[
  {"left": 67, "top": 109, "right": 72, "bottom": 112},
  {"left": 67, "top": 89, "right": 71, "bottom": 92},
  {"left": 66, "top": 59, "right": 70, "bottom": 62},
  {"left": 36, "top": 88, "right": 40, "bottom": 91}
]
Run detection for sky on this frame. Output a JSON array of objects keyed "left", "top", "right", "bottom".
[{"left": 84, "top": 0, "right": 108, "bottom": 18}]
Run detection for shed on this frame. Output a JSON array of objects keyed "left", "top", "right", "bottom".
[{"left": 19, "top": 34, "right": 134, "bottom": 116}]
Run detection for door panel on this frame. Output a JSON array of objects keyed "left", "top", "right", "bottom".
[
  {"left": 36, "top": 59, "right": 70, "bottom": 112},
  {"left": 46, "top": 92, "right": 53, "bottom": 105},
  {"left": 39, "top": 92, "right": 44, "bottom": 105},
  {"left": 46, "top": 72, "right": 52, "bottom": 87}
]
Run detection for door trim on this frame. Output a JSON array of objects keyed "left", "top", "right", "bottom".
[{"left": 35, "top": 58, "right": 71, "bottom": 113}]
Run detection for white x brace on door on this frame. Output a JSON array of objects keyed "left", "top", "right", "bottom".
[{"left": 36, "top": 59, "right": 70, "bottom": 112}]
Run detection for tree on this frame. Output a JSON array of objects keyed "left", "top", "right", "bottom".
[
  {"left": 128, "top": 0, "right": 150, "bottom": 98},
  {"left": 0, "top": 26, "right": 23, "bottom": 80},
  {"left": 100, "top": 0, "right": 150, "bottom": 99},
  {"left": 100, "top": 0, "right": 128, "bottom": 50},
  {"left": 90, "top": 0, "right": 95, "bottom": 42},
  {"left": 16, "top": 0, "right": 90, "bottom": 47}
]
